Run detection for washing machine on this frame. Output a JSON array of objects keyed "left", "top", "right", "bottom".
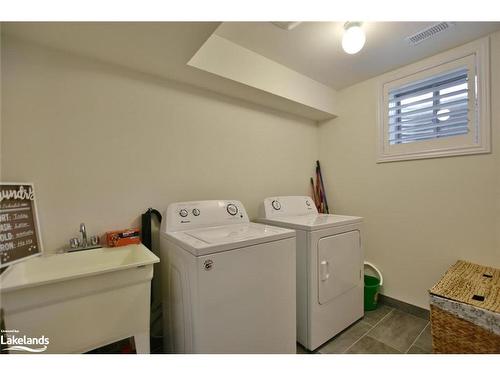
[
  {"left": 256, "top": 196, "right": 363, "bottom": 351},
  {"left": 159, "top": 200, "right": 296, "bottom": 354}
]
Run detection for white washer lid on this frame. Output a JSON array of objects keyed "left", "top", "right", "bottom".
[
  {"left": 256, "top": 214, "right": 362, "bottom": 231},
  {"left": 163, "top": 222, "right": 295, "bottom": 256}
]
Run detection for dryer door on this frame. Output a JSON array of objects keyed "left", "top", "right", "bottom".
[{"left": 317, "top": 230, "right": 361, "bottom": 305}]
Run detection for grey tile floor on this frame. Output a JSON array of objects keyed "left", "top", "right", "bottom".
[{"left": 297, "top": 303, "right": 432, "bottom": 354}]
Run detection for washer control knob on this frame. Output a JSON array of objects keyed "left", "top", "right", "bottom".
[
  {"left": 271, "top": 200, "right": 281, "bottom": 210},
  {"left": 179, "top": 209, "right": 188, "bottom": 218},
  {"left": 192, "top": 208, "right": 200, "bottom": 216},
  {"left": 226, "top": 204, "right": 238, "bottom": 216}
]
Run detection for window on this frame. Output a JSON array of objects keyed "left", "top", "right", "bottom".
[
  {"left": 389, "top": 68, "right": 469, "bottom": 145},
  {"left": 377, "top": 37, "right": 490, "bottom": 162}
]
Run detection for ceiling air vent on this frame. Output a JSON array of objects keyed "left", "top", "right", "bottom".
[{"left": 406, "top": 22, "right": 454, "bottom": 45}]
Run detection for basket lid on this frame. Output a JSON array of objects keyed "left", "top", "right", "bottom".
[{"left": 430, "top": 260, "right": 500, "bottom": 314}]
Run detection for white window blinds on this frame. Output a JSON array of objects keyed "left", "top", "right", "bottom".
[{"left": 388, "top": 67, "right": 470, "bottom": 145}]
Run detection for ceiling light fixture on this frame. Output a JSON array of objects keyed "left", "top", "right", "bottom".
[{"left": 342, "top": 22, "right": 366, "bottom": 54}]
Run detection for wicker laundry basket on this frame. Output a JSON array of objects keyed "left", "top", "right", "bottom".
[{"left": 429, "top": 260, "right": 500, "bottom": 354}]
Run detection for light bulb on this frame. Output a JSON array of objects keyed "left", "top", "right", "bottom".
[{"left": 342, "top": 23, "right": 366, "bottom": 54}]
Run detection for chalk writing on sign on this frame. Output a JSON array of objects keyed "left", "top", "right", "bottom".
[{"left": 0, "top": 184, "right": 42, "bottom": 268}]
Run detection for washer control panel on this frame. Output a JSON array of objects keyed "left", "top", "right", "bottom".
[
  {"left": 260, "top": 196, "right": 317, "bottom": 219},
  {"left": 163, "top": 200, "right": 249, "bottom": 232}
]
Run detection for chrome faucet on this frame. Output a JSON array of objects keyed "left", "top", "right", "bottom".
[
  {"left": 65, "top": 222, "right": 100, "bottom": 253},
  {"left": 80, "top": 223, "right": 88, "bottom": 247}
]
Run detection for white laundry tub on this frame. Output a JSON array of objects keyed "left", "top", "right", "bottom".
[{"left": 0, "top": 244, "right": 159, "bottom": 354}]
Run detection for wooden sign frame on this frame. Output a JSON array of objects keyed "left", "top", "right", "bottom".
[{"left": 0, "top": 182, "right": 43, "bottom": 268}]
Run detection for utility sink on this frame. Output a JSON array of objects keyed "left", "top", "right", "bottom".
[{"left": 0, "top": 244, "right": 159, "bottom": 354}]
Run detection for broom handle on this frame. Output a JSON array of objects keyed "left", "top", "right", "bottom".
[
  {"left": 316, "top": 166, "right": 323, "bottom": 213},
  {"left": 310, "top": 177, "right": 319, "bottom": 209},
  {"left": 317, "top": 160, "right": 329, "bottom": 214}
]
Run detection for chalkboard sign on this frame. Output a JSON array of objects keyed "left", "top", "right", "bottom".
[{"left": 0, "top": 183, "right": 43, "bottom": 268}]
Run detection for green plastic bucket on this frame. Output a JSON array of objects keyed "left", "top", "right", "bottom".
[{"left": 364, "top": 275, "right": 381, "bottom": 311}]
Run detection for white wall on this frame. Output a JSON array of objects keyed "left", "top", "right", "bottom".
[
  {"left": 319, "top": 32, "right": 500, "bottom": 309},
  {"left": 1, "top": 37, "right": 318, "bottom": 252}
]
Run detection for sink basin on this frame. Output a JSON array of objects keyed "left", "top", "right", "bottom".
[
  {"left": 1, "top": 244, "right": 158, "bottom": 292},
  {"left": 0, "top": 244, "right": 159, "bottom": 354}
]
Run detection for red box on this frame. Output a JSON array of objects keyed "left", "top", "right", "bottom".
[{"left": 105, "top": 228, "right": 141, "bottom": 247}]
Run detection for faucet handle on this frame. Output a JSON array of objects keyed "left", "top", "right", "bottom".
[
  {"left": 70, "top": 237, "right": 80, "bottom": 249},
  {"left": 90, "top": 235, "right": 99, "bottom": 246}
]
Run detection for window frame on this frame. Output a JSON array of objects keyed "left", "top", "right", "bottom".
[{"left": 377, "top": 37, "right": 490, "bottom": 163}]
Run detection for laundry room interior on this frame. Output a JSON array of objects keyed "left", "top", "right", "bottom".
[{"left": 1, "top": 5, "right": 499, "bottom": 364}]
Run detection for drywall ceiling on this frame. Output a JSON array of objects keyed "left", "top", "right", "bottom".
[
  {"left": 3, "top": 22, "right": 218, "bottom": 80},
  {"left": 2, "top": 22, "right": 333, "bottom": 121},
  {"left": 215, "top": 22, "right": 500, "bottom": 89},
  {"left": 3, "top": 22, "right": 500, "bottom": 120},
  {"left": 188, "top": 34, "right": 338, "bottom": 116}
]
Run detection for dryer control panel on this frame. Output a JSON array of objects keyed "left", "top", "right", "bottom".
[
  {"left": 259, "top": 196, "right": 317, "bottom": 219},
  {"left": 162, "top": 200, "right": 249, "bottom": 233}
]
